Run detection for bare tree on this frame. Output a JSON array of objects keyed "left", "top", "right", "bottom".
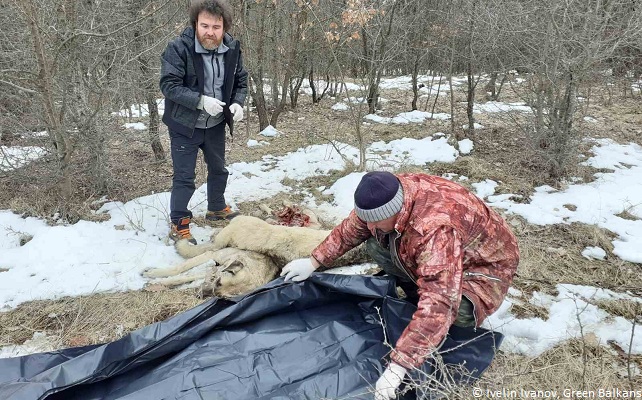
[
  {"left": 503, "top": 0, "right": 642, "bottom": 178},
  {"left": 2, "top": 0, "right": 641, "bottom": 216},
  {"left": 125, "top": 0, "right": 174, "bottom": 162},
  {"left": 1, "top": 0, "right": 178, "bottom": 212},
  {"left": 237, "top": 0, "right": 314, "bottom": 130}
]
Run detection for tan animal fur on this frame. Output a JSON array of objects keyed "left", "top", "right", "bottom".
[{"left": 143, "top": 216, "right": 367, "bottom": 297}]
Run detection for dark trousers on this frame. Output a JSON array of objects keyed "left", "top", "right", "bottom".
[
  {"left": 365, "top": 237, "right": 476, "bottom": 328},
  {"left": 169, "top": 123, "right": 228, "bottom": 222}
]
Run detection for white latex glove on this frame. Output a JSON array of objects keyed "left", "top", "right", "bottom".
[
  {"left": 229, "top": 103, "right": 244, "bottom": 122},
  {"left": 202, "top": 96, "right": 225, "bottom": 115},
  {"left": 280, "top": 258, "right": 316, "bottom": 282},
  {"left": 375, "top": 362, "right": 407, "bottom": 400}
]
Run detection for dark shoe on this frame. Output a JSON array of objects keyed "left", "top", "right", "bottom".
[
  {"left": 169, "top": 217, "right": 197, "bottom": 245},
  {"left": 205, "top": 205, "right": 240, "bottom": 221}
]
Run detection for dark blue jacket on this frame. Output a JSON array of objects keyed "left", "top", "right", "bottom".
[{"left": 160, "top": 27, "right": 248, "bottom": 137}]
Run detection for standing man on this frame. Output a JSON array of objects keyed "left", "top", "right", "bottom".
[
  {"left": 160, "top": 0, "right": 248, "bottom": 244},
  {"left": 281, "top": 171, "right": 519, "bottom": 399}
]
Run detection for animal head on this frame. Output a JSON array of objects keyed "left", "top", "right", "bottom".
[{"left": 203, "top": 248, "right": 281, "bottom": 298}]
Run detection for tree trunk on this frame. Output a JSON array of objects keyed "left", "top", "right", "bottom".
[
  {"left": 485, "top": 72, "right": 498, "bottom": 100},
  {"left": 411, "top": 53, "right": 420, "bottom": 111},
  {"left": 23, "top": 0, "right": 71, "bottom": 171},
  {"left": 252, "top": 83, "right": 270, "bottom": 130},
  {"left": 549, "top": 73, "right": 577, "bottom": 178},
  {"left": 448, "top": 44, "right": 456, "bottom": 136},
  {"left": 466, "top": 68, "right": 476, "bottom": 133},
  {"left": 270, "top": 72, "right": 279, "bottom": 106},
  {"left": 22, "top": 0, "right": 75, "bottom": 199},
  {"left": 366, "top": 67, "right": 379, "bottom": 114},
  {"left": 140, "top": 56, "right": 164, "bottom": 161},
  {"left": 495, "top": 74, "right": 507, "bottom": 100},
  {"left": 465, "top": 0, "right": 477, "bottom": 136},
  {"left": 146, "top": 94, "right": 164, "bottom": 161},
  {"left": 535, "top": 78, "right": 545, "bottom": 140},
  {"left": 270, "top": 72, "right": 289, "bottom": 128},
  {"left": 428, "top": 73, "right": 441, "bottom": 115},
  {"left": 365, "top": 1, "right": 398, "bottom": 115},
  {"left": 289, "top": 72, "right": 304, "bottom": 108},
  {"left": 249, "top": 3, "right": 269, "bottom": 130},
  {"left": 85, "top": 119, "right": 109, "bottom": 192},
  {"left": 309, "top": 66, "right": 318, "bottom": 103}
]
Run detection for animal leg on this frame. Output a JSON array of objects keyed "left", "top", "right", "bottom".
[
  {"left": 143, "top": 251, "right": 218, "bottom": 278},
  {"left": 148, "top": 272, "right": 208, "bottom": 288}
]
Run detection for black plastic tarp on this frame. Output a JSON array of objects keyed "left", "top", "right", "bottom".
[{"left": 0, "top": 274, "right": 503, "bottom": 399}]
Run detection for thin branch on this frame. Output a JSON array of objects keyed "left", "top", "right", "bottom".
[
  {"left": 0, "top": 79, "right": 36, "bottom": 94},
  {"left": 52, "top": 0, "right": 175, "bottom": 69}
]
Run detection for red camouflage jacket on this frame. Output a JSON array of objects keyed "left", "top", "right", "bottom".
[{"left": 311, "top": 173, "right": 519, "bottom": 369}]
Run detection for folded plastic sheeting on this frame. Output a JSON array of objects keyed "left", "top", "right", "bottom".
[{"left": 0, "top": 274, "right": 503, "bottom": 399}]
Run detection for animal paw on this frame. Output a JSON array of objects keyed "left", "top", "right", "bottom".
[{"left": 142, "top": 268, "right": 171, "bottom": 278}]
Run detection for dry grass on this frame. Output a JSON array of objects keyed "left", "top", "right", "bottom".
[
  {"left": 0, "top": 131, "right": 175, "bottom": 224},
  {"left": 480, "top": 340, "right": 642, "bottom": 394},
  {"left": 616, "top": 210, "right": 640, "bottom": 221},
  {"left": 396, "top": 332, "right": 640, "bottom": 399},
  {"left": 509, "top": 218, "right": 642, "bottom": 292},
  {"left": 0, "top": 290, "right": 202, "bottom": 348},
  {"left": 509, "top": 301, "right": 550, "bottom": 320},
  {"left": 593, "top": 299, "right": 642, "bottom": 322}
]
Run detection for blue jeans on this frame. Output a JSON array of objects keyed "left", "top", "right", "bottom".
[{"left": 169, "top": 123, "right": 228, "bottom": 222}]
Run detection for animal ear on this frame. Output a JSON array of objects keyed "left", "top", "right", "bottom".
[
  {"left": 199, "top": 281, "right": 215, "bottom": 298},
  {"left": 221, "top": 260, "right": 245, "bottom": 275}
]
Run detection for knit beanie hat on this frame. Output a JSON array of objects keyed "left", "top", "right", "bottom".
[{"left": 354, "top": 171, "right": 404, "bottom": 222}]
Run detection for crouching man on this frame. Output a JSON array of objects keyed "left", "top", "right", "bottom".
[{"left": 281, "top": 171, "right": 519, "bottom": 399}]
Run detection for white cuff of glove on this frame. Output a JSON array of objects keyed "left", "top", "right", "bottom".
[
  {"left": 280, "top": 258, "right": 316, "bottom": 282},
  {"left": 375, "top": 362, "right": 407, "bottom": 400},
  {"left": 202, "top": 95, "right": 225, "bottom": 115},
  {"left": 229, "top": 103, "right": 244, "bottom": 122}
]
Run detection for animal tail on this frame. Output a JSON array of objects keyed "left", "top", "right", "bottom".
[{"left": 175, "top": 239, "right": 218, "bottom": 259}]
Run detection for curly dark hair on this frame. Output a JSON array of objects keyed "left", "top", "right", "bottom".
[{"left": 189, "top": 0, "right": 233, "bottom": 32}]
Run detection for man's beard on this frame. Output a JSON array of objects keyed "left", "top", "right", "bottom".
[{"left": 197, "top": 32, "right": 220, "bottom": 50}]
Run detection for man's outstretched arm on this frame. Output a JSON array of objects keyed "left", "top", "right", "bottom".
[{"left": 280, "top": 257, "right": 321, "bottom": 282}]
